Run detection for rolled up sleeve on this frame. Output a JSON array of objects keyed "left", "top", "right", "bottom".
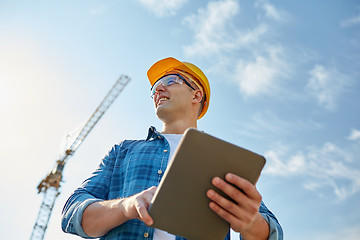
[
  {"left": 238, "top": 201, "right": 283, "bottom": 240},
  {"left": 259, "top": 201, "right": 283, "bottom": 240},
  {"left": 61, "top": 144, "right": 119, "bottom": 238},
  {"left": 61, "top": 192, "right": 102, "bottom": 238}
]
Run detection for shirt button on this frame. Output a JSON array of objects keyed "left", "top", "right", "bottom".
[
  {"left": 144, "top": 232, "right": 149, "bottom": 238},
  {"left": 163, "top": 149, "right": 168, "bottom": 153},
  {"left": 158, "top": 136, "right": 161, "bottom": 139},
  {"left": 158, "top": 170, "right": 163, "bottom": 175}
]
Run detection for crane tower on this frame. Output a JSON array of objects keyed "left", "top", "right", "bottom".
[{"left": 30, "top": 75, "right": 131, "bottom": 240}]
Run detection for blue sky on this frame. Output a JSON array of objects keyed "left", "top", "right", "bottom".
[{"left": 1, "top": 0, "right": 359, "bottom": 239}]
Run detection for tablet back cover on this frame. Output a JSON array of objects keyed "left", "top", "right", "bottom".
[{"left": 148, "top": 128, "right": 266, "bottom": 240}]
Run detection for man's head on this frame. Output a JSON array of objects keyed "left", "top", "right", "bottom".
[{"left": 147, "top": 57, "right": 210, "bottom": 119}]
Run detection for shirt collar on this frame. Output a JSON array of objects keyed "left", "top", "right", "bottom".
[{"left": 146, "top": 126, "right": 163, "bottom": 141}]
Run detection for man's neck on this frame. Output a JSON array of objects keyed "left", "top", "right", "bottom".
[{"left": 161, "top": 119, "right": 197, "bottom": 134}]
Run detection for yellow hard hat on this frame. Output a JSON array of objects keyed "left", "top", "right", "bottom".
[{"left": 147, "top": 57, "right": 210, "bottom": 119}]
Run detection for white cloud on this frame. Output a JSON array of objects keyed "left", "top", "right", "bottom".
[
  {"left": 349, "top": 129, "right": 360, "bottom": 141},
  {"left": 255, "top": 0, "right": 287, "bottom": 22},
  {"left": 306, "top": 64, "right": 348, "bottom": 111},
  {"left": 182, "top": 0, "right": 292, "bottom": 98},
  {"left": 138, "top": 0, "right": 188, "bottom": 18},
  {"left": 341, "top": 8, "right": 360, "bottom": 28},
  {"left": 264, "top": 141, "right": 360, "bottom": 200},
  {"left": 182, "top": 0, "right": 292, "bottom": 58},
  {"left": 233, "top": 45, "right": 286, "bottom": 96},
  {"left": 264, "top": 149, "right": 306, "bottom": 176},
  {"left": 183, "top": 0, "right": 240, "bottom": 56},
  {"left": 183, "top": 0, "right": 271, "bottom": 57}
]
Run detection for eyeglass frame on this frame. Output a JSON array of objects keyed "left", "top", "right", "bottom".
[{"left": 150, "top": 73, "right": 197, "bottom": 98}]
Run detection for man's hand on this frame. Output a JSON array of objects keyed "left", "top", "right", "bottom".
[
  {"left": 82, "top": 186, "right": 157, "bottom": 237},
  {"left": 207, "top": 173, "right": 269, "bottom": 240},
  {"left": 121, "top": 186, "right": 157, "bottom": 226}
]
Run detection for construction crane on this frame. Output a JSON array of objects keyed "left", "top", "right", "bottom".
[{"left": 30, "top": 75, "right": 131, "bottom": 240}]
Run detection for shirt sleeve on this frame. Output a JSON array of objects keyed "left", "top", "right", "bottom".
[
  {"left": 239, "top": 201, "right": 283, "bottom": 240},
  {"left": 61, "top": 144, "right": 120, "bottom": 238}
]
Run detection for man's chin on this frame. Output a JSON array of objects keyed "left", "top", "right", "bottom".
[{"left": 155, "top": 107, "right": 171, "bottom": 121}]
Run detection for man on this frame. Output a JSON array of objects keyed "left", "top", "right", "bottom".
[{"left": 62, "top": 57, "right": 283, "bottom": 240}]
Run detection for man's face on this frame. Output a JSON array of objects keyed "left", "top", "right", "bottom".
[{"left": 152, "top": 73, "right": 196, "bottom": 121}]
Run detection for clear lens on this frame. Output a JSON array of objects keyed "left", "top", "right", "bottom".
[{"left": 150, "top": 75, "right": 183, "bottom": 98}]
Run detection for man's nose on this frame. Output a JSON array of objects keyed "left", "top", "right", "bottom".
[{"left": 154, "top": 82, "right": 166, "bottom": 94}]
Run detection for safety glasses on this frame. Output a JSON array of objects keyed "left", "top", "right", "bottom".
[{"left": 150, "top": 74, "right": 196, "bottom": 98}]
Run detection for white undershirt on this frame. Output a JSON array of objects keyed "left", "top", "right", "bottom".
[{"left": 153, "top": 134, "right": 182, "bottom": 240}]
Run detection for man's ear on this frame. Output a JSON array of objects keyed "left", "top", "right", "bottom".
[{"left": 192, "top": 90, "right": 203, "bottom": 103}]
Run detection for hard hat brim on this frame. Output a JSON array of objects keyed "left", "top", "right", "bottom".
[{"left": 148, "top": 58, "right": 193, "bottom": 86}]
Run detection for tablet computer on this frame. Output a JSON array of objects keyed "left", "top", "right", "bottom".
[{"left": 148, "top": 128, "right": 266, "bottom": 240}]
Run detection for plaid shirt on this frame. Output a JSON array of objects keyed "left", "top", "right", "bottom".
[{"left": 61, "top": 127, "right": 283, "bottom": 240}]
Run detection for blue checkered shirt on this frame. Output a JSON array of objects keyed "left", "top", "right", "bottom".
[{"left": 61, "top": 127, "right": 283, "bottom": 239}]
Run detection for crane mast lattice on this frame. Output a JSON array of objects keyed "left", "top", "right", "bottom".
[{"left": 30, "top": 75, "right": 131, "bottom": 240}]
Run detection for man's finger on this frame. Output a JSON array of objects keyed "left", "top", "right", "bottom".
[
  {"left": 208, "top": 201, "right": 244, "bottom": 229},
  {"left": 224, "top": 173, "right": 261, "bottom": 202},
  {"left": 211, "top": 176, "right": 247, "bottom": 204},
  {"left": 136, "top": 204, "right": 153, "bottom": 226},
  {"left": 135, "top": 186, "right": 157, "bottom": 225}
]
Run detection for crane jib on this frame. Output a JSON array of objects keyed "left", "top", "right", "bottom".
[{"left": 30, "top": 75, "right": 131, "bottom": 240}]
